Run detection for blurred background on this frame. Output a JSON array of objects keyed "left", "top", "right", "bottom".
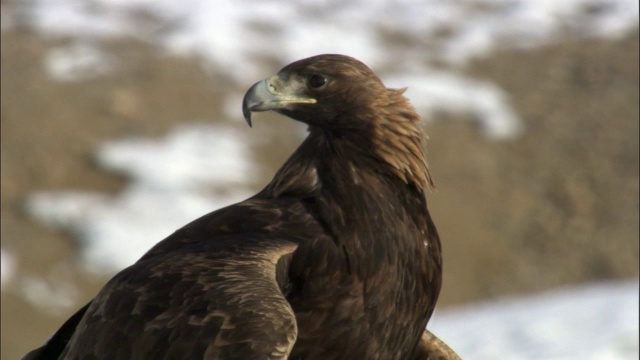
[{"left": 1, "top": 0, "right": 638, "bottom": 359}]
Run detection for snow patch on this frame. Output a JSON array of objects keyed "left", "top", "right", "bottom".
[
  {"left": 1, "top": 248, "right": 17, "bottom": 290},
  {"left": 389, "top": 71, "right": 523, "bottom": 139},
  {"left": 429, "top": 279, "right": 640, "bottom": 360},
  {"left": 19, "top": 275, "right": 80, "bottom": 315},
  {"left": 44, "top": 41, "right": 116, "bottom": 82},
  {"left": 25, "top": 124, "right": 257, "bottom": 274}
]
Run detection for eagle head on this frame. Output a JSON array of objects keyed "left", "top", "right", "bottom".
[{"left": 242, "top": 54, "right": 387, "bottom": 129}]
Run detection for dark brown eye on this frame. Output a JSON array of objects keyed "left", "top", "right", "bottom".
[{"left": 308, "top": 74, "right": 327, "bottom": 90}]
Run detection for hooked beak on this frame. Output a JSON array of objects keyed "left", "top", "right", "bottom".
[{"left": 242, "top": 74, "right": 317, "bottom": 127}]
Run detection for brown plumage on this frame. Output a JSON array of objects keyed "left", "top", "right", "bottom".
[{"left": 24, "top": 54, "right": 458, "bottom": 360}]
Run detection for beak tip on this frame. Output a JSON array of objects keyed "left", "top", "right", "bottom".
[
  {"left": 242, "top": 90, "right": 253, "bottom": 127},
  {"left": 243, "top": 107, "right": 253, "bottom": 127}
]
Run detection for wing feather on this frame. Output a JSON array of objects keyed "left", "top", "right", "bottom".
[
  {"left": 62, "top": 235, "right": 298, "bottom": 360},
  {"left": 28, "top": 197, "right": 324, "bottom": 360}
]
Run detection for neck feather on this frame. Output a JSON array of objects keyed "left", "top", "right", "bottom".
[{"left": 369, "top": 88, "right": 433, "bottom": 190}]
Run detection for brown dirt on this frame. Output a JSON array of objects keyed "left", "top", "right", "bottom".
[
  {"left": 432, "top": 32, "right": 639, "bottom": 304},
  {"left": 1, "top": 24, "right": 638, "bottom": 359}
]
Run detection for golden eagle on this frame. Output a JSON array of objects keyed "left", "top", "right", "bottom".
[{"left": 24, "top": 55, "right": 459, "bottom": 359}]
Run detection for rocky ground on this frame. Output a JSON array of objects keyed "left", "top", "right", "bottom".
[{"left": 2, "top": 24, "right": 638, "bottom": 359}]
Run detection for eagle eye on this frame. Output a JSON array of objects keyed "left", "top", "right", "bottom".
[{"left": 308, "top": 74, "right": 328, "bottom": 90}]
